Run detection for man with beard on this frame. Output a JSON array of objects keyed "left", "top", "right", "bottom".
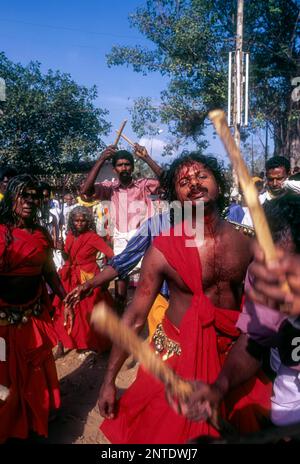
[
  {"left": 81, "top": 144, "right": 163, "bottom": 307},
  {"left": 98, "top": 153, "right": 271, "bottom": 444}
]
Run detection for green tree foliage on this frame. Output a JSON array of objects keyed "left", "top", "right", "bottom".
[
  {"left": 107, "top": 0, "right": 299, "bottom": 159},
  {"left": 0, "top": 52, "right": 111, "bottom": 174}
]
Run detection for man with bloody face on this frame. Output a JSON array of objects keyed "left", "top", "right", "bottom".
[{"left": 98, "top": 153, "right": 271, "bottom": 444}]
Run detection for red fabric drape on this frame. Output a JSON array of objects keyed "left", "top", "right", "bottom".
[
  {"left": 0, "top": 226, "right": 60, "bottom": 442},
  {"left": 53, "top": 231, "right": 113, "bottom": 350}
]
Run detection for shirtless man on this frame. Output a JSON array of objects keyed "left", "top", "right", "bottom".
[
  {"left": 171, "top": 193, "right": 300, "bottom": 430},
  {"left": 97, "top": 153, "right": 270, "bottom": 444}
]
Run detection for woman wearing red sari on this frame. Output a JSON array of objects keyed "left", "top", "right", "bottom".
[
  {"left": 0, "top": 174, "right": 67, "bottom": 443},
  {"left": 53, "top": 206, "right": 113, "bottom": 356}
]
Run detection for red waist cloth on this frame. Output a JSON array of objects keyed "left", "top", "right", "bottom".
[
  {"left": 0, "top": 287, "right": 60, "bottom": 443},
  {"left": 101, "top": 313, "right": 271, "bottom": 444},
  {"left": 100, "top": 229, "right": 271, "bottom": 444}
]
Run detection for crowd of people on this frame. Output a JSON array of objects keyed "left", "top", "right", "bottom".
[{"left": 0, "top": 144, "right": 300, "bottom": 444}]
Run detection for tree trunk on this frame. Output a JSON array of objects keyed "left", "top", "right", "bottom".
[{"left": 287, "top": 99, "right": 300, "bottom": 169}]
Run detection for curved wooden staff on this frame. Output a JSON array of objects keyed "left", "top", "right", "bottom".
[
  {"left": 91, "top": 301, "right": 234, "bottom": 435},
  {"left": 91, "top": 301, "right": 238, "bottom": 436},
  {"left": 209, "top": 110, "right": 278, "bottom": 262},
  {"left": 114, "top": 120, "right": 127, "bottom": 146},
  {"left": 91, "top": 301, "right": 192, "bottom": 399}
]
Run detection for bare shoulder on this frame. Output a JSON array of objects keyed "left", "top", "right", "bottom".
[{"left": 221, "top": 220, "right": 253, "bottom": 258}]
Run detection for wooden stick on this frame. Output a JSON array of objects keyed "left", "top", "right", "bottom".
[
  {"left": 0, "top": 384, "right": 9, "bottom": 402},
  {"left": 115, "top": 131, "right": 135, "bottom": 147},
  {"left": 91, "top": 300, "right": 230, "bottom": 434},
  {"left": 91, "top": 301, "right": 192, "bottom": 399},
  {"left": 114, "top": 120, "right": 127, "bottom": 146},
  {"left": 209, "top": 110, "right": 278, "bottom": 262}
]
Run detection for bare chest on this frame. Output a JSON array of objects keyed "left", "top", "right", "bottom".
[{"left": 199, "top": 235, "right": 249, "bottom": 290}]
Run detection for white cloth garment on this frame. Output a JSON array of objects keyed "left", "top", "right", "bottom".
[{"left": 270, "top": 348, "right": 300, "bottom": 426}]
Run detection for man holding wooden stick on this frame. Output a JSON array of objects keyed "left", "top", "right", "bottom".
[
  {"left": 81, "top": 135, "right": 163, "bottom": 308},
  {"left": 99, "top": 152, "right": 271, "bottom": 444}
]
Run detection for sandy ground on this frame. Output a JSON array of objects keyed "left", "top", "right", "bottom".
[{"left": 36, "top": 349, "right": 138, "bottom": 444}]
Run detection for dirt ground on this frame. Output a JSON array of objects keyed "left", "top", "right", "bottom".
[{"left": 36, "top": 349, "right": 138, "bottom": 444}]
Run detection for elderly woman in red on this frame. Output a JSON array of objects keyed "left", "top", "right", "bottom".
[
  {"left": 53, "top": 206, "right": 114, "bottom": 357},
  {"left": 0, "top": 175, "right": 68, "bottom": 443}
]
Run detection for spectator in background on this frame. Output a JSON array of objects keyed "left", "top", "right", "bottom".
[
  {"left": 259, "top": 156, "right": 290, "bottom": 204},
  {"left": 284, "top": 172, "right": 300, "bottom": 195},
  {"left": 53, "top": 206, "right": 114, "bottom": 358},
  {"left": 81, "top": 144, "right": 163, "bottom": 309}
]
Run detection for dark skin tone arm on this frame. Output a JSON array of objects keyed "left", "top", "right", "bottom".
[
  {"left": 42, "top": 250, "right": 66, "bottom": 300},
  {"left": 97, "top": 246, "right": 166, "bottom": 419},
  {"left": 43, "top": 250, "right": 74, "bottom": 330},
  {"left": 81, "top": 145, "right": 116, "bottom": 197},
  {"left": 134, "top": 144, "right": 163, "bottom": 178},
  {"left": 64, "top": 265, "right": 118, "bottom": 308}
]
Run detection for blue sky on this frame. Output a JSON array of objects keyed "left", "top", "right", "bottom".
[{"left": 0, "top": 0, "right": 266, "bottom": 164}]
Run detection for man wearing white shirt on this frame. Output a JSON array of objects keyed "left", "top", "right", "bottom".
[
  {"left": 259, "top": 156, "right": 290, "bottom": 205},
  {"left": 242, "top": 157, "right": 290, "bottom": 228}
]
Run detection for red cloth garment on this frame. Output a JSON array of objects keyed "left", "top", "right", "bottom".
[
  {"left": 0, "top": 224, "right": 49, "bottom": 276},
  {"left": 53, "top": 231, "right": 114, "bottom": 351},
  {"left": 0, "top": 225, "right": 60, "bottom": 443},
  {"left": 101, "top": 227, "right": 271, "bottom": 444}
]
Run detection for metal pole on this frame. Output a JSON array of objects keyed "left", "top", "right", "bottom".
[
  {"left": 265, "top": 121, "right": 269, "bottom": 162},
  {"left": 232, "top": 0, "right": 244, "bottom": 191},
  {"left": 228, "top": 52, "right": 232, "bottom": 126},
  {"left": 244, "top": 52, "right": 249, "bottom": 126},
  {"left": 234, "top": 0, "right": 244, "bottom": 149}
]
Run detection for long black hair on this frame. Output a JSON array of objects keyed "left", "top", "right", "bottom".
[
  {"left": 0, "top": 174, "right": 42, "bottom": 271},
  {"left": 264, "top": 193, "right": 300, "bottom": 253},
  {"left": 0, "top": 174, "right": 40, "bottom": 227},
  {"left": 67, "top": 205, "right": 96, "bottom": 236}
]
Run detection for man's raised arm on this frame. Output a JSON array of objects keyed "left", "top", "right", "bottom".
[
  {"left": 134, "top": 144, "right": 163, "bottom": 178},
  {"left": 81, "top": 145, "right": 116, "bottom": 197}
]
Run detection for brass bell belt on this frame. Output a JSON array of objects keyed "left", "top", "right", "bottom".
[
  {"left": 0, "top": 298, "right": 43, "bottom": 326},
  {"left": 152, "top": 323, "right": 182, "bottom": 361}
]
